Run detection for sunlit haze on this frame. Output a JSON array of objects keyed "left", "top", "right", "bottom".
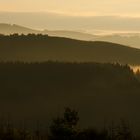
[
  {"left": 1, "top": 0, "right": 140, "bottom": 36},
  {"left": 1, "top": 0, "right": 140, "bottom": 16}
]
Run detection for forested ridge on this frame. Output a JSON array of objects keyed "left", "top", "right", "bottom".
[
  {"left": 0, "top": 34, "right": 140, "bottom": 65},
  {"left": 0, "top": 62, "right": 139, "bottom": 136},
  {"left": 0, "top": 34, "right": 140, "bottom": 139}
]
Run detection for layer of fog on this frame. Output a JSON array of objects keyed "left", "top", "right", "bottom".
[{"left": 1, "top": 12, "right": 140, "bottom": 34}]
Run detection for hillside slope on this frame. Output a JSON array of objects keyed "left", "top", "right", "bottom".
[
  {"left": 0, "top": 62, "right": 139, "bottom": 133},
  {"left": 0, "top": 34, "right": 140, "bottom": 65},
  {"left": 0, "top": 23, "right": 40, "bottom": 34},
  {"left": 1, "top": 23, "right": 140, "bottom": 49}
]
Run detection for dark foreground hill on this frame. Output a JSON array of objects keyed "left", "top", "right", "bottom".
[
  {"left": 0, "top": 62, "right": 140, "bottom": 133},
  {"left": 0, "top": 34, "right": 140, "bottom": 65}
]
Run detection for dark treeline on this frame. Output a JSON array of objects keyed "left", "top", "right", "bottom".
[
  {"left": 0, "top": 62, "right": 139, "bottom": 135},
  {"left": 0, "top": 34, "right": 140, "bottom": 65},
  {"left": 0, "top": 61, "right": 138, "bottom": 99},
  {"left": 0, "top": 107, "right": 137, "bottom": 140}
]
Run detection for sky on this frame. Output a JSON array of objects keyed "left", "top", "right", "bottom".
[
  {"left": 0, "top": 0, "right": 140, "bottom": 17},
  {"left": 1, "top": 0, "right": 140, "bottom": 34}
]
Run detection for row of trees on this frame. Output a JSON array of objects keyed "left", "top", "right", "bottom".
[
  {"left": 0, "top": 33, "right": 49, "bottom": 38},
  {"left": 49, "top": 108, "right": 135, "bottom": 140},
  {"left": 0, "top": 108, "right": 136, "bottom": 140}
]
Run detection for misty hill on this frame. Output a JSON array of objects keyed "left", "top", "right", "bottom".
[
  {"left": 1, "top": 24, "right": 140, "bottom": 49},
  {"left": 0, "top": 34, "right": 140, "bottom": 65},
  {"left": 94, "top": 34, "right": 140, "bottom": 49},
  {"left": 0, "top": 23, "right": 96, "bottom": 40},
  {"left": 0, "top": 23, "right": 40, "bottom": 34},
  {"left": 1, "top": 12, "right": 140, "bottom": 33},
  {"left": 42, "top": 29, "right": 96, "bottom": 40},
  {"left": 0, "top": 62, "right": 140, "bottom": 133}
]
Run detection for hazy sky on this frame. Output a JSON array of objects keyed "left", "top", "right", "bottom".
[
  {"left": 1, "top": 0, "right": 140, "bottom": 34},
  {"left": 1, "top": 0, "right": 140, "bottom": 16}
]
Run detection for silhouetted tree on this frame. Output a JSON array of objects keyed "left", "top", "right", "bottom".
[{"left": 48, "top": 107, "right": 79, "bottom": 140}]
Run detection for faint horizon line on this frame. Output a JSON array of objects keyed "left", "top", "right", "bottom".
[{"left": 1, "top": 10, "right": 140, "bottom": 18}]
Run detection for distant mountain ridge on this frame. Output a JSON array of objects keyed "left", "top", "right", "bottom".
[
  {"left": 0, "top": 23, "right": 39, "bottom": 34},
  {"left": 42, "top": 29, "right": 96, "bottom": 40},
  {"left": 1, "top": 23, "right": 140, "bottom": 49},
  {"left": 0, "top": 23, "right": 96, "bottom": 40}
]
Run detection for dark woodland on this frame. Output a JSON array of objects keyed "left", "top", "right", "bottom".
[{"left": 0, "top": 34, "right": 139, "bottom": 139}]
